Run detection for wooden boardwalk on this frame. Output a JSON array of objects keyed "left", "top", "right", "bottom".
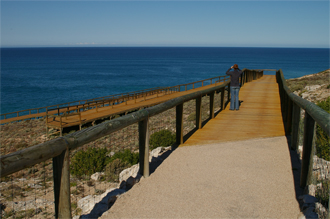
[
  {"left": 46, "top": 81, "right": 226, "bottom": 133},
  {"left": 101, "top": 75, "right": 302, "bottom": 218},
  {"left": 183, "top": 75, "right": 285, "bottom": 145}
]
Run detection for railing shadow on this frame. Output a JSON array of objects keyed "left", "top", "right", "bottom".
[{"left": 285, "top": 135, "right": 305, "bottom": 208}]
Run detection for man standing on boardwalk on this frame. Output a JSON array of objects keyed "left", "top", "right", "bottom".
[{"left": 226, "top": 64, "right": 243, "bottom": 110}]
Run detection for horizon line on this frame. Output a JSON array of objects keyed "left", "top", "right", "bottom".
[{"left": 1, "top": 45, "right": 329, "bottom": 49}]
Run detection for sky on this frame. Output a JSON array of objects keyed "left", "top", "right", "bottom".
[{"left": 1, "top": 1, "right": 329, "bottom": 48}]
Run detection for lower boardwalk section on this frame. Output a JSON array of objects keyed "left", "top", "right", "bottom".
[{"left": 101, "top": 137, "right": 301, "bottom": 218}]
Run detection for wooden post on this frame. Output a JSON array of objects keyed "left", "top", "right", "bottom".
[
  {"left": 53, "top": 148, "right": 72, "bottom": 219},
  {"left": 60, "top": 116, "right": 63, "bottom": 137},
  {"left": 196, "top": 96, "right": 202, "bottom": 129},
  {"left": 282, "top": 93, "right": 288, "bottom": 126},
  {"left": 176, "top": 103, "right": 184, "bottom": 145},
  {"left": 46, "top": 110, "right": 49, "bottom": 137},
  {"left": 286, "top": 98, "right": 293, "bottom": 135},
  {"left": 291, "top": 102, "right": 301, "bottom": 150},
  {"left": 227, "top": 84, "right": 231, "bottom": 103},
  {"left": 79, "top": 113, "right": 82, "bottom": 130},
  {"left": 220, "top": 87, "right": 225, "bottom": 111},
  {"left": 139, "top": 118, "right": 150, "bottom": 178},
  {"left": 300, "top": 112, "right": 316, "bottom": 188},
  {"left": 210, "top": 91, "right": 215, "bottom": 119}
]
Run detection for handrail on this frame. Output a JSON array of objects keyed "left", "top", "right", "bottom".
[
  {"left": 0, "top": 69, "right": 261, "bottom": 218},
  {"left": 276, "top": 69, "right": 330, "bottom": 192},
  {"left": 0, "top": 80, "right": 231, "bottom": 177},
  {"left": 277, "top": 70, "right": 329, "bottom": 135}
]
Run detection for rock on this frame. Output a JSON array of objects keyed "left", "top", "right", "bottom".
[
  {"left": 316, "top": 183, "right": 322, "bottom": 190},
  {"left": 28, "top": 183, "right": 43, "bottom": 189},
  {"left": 78, "top": 195, "right": 94, "bottom": 214},
  {"left": 306, "top": 184, "right": 316, "bottom": 197},
  {"left": 149, "top": 147, "right": 163, "bottom": 162},
  {"left": 91, "top": 172, "right": 104, "bottom": 181},
  {"left": 149, "top": 146, "right": 172, "bottom": 162},
  {"left": 315, "top": 202, "right": 328, "bottom": 218},
  {"left": 78, "top": 188, "right": 126, "bottom": 217},
  {"left": 107, "top": 151, "right": 115, "bottom": 157},
  {"left": 301, "top": 92, "right": 309, "bottom": 99},
  {"left": 305, "top": 85, "right": 321, "bottom": 91},
  {"left": 119, "top": 164, "right": 140, "bottom": 183}
]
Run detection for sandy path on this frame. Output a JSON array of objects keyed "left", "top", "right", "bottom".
[{"left": 100, "top": 136, "right": 301, "bottom": 218}]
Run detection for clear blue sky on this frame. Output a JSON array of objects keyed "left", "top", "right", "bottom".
[{"left": 1, "top": 1, "right": 329, "bottom": 48}]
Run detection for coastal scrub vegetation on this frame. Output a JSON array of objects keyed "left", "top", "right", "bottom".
[
  {"left": 70, "top": 147, "right": 109, "bottom": 177},
  {"left": 149, "top": 129, "right": 176, "bottom": 150},
  {"left": 286, "top": 69, "right": 330, "bottom": 93},
  {"left": 70, "top": 148, "right": 139, "bottom": 179},
  {"left": 316, "top": 96, "right": 330, "bottom": 161}
]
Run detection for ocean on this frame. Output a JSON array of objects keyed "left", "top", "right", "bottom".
[{"left": 1, "top": 47, "right": 329, "bottom": 115}]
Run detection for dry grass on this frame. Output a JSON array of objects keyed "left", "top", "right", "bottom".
[{"left": 286, "top": 69, "right": 330, "bottom": 93}]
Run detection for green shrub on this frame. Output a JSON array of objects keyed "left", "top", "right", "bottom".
[
  {"left": 105, "top": 149, "right": 139, "bottom": 182},
  {"left": 109, "top": 149, "right": 139, "bottom": 165},
  {"left": 316, "top": 97, "right": 330, "bottom": 161},
  {"left": 105, "top": 158, "right": 130, "bottom": 182},
  {"left": 315, "top": 179, "right": 329, "bottom": 208},
  {"left": 70, "top": 147, "right": 110, "bottom": 177},
  {"left": 149, "top": 130, "right": 176, "bottom": 150}
]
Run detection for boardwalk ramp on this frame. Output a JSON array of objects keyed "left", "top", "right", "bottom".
[{"left": 100, "top": 75, "right": 301, "bottom": 218}]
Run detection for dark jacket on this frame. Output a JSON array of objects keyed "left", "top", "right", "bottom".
[{"left": 226, "top": 68, "right": 243, "bottom": 87}]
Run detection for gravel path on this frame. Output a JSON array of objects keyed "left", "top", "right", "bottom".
[{"left": 100, "top": 136, "right": 301, "bottom": 218}]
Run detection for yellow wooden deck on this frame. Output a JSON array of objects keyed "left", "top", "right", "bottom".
[{"left": 183, "top": 75, "right": 285, "bottom": 146}]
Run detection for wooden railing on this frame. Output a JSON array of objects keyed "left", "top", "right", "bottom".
[
  {"left": 0, "top": 69, "right": 261, "bottom": 218},
  {"left": 1, "top": 75, "right": 229, "bottom": 123},
  {"left": 276, "top": 69, "right": 330, "bottom": 216}
]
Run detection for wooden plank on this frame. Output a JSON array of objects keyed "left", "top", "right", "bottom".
[{"left": 183, "top": 75, "right": 286, "bottom": 146}]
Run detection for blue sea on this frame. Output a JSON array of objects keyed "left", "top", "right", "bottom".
[{"left": 1, "top": 47, "right": 329, "bottom": 115}]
